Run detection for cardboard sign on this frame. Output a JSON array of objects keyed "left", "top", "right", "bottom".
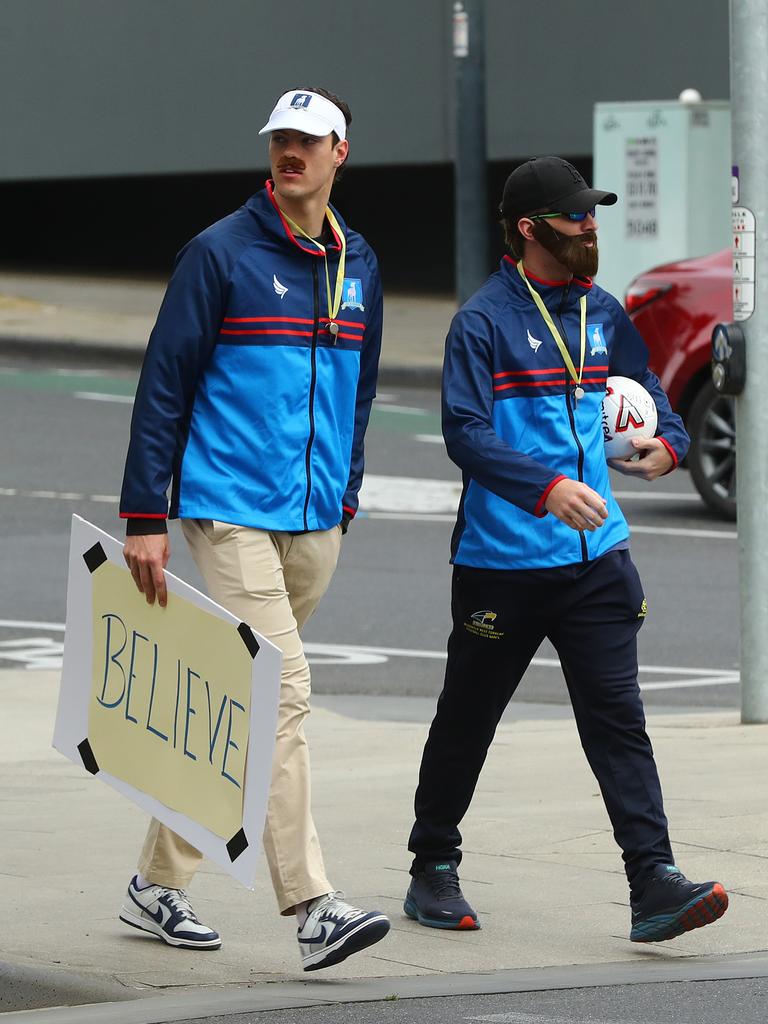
[{"left": 53, "top": 516, "right": 282, "bottom": 887}]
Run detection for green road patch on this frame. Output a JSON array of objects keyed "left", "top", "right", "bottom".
[
  {"left": 369, "top": 405, "right": 441, "bottom": 436},
  {"left": 0, "top": 367, "right": 137, "bottom": 396}
]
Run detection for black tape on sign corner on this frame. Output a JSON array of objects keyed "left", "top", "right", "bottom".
[
  {"left": 237, "top": 622, "right": 260, "bottom": 659},
  {"left": 77, "top": 738, "right": 100, "bottom": 775},
  {"left": 226, "top": 828, "right": 249, "bottom": 862},
  {"left": 83, "top": 542, "right": 108, "bottom": 574}
]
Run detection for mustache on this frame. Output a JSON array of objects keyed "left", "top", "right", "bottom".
[
  {"left": 540, "top": 224, "right": 597, "bottom": 246},
  {"left": 277, "top": 160, "right": 305, "bottom": 171}
]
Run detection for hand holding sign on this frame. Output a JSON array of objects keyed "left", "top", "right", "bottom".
[{"left": 123, "top": 533, "right": 170, "bottom": 607}]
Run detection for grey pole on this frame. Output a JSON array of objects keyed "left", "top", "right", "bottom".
[
  {"left": 453, "top": 0, "right": 489, "bottom": 305},
  {"left": 730, "top": 0, "right": 768, "bottom": 723}
]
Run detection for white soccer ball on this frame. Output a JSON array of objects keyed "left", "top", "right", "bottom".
[{"left": 602, "top": 376, "right": 658, "bottom": 460}]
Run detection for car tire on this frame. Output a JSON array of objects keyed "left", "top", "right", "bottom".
[{"left": 686, "top": 380, "right": 737, "bottom": 521}]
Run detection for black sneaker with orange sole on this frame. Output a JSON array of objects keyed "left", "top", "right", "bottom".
[
  {"left": 630, "top": 864, "right": 728, "bottom": 942},
  {"left": 404, "top": 860, "right": 480, "bottom": 930}
]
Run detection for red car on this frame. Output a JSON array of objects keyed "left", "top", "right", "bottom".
[{"left": 625, "top": 249, "right": 735, "bottom": 519}]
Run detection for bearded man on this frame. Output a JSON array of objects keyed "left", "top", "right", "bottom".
[{"left": 402, "top": 158, "right": 729, "bottom": 945}]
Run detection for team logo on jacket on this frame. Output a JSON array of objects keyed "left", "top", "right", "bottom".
[
  {"left": 527, "top": 328, "right": 543, "bottom": 353},
  {"left": 465, "top": 609, "right": 504, "bottom": 639},
  {"left": 273, "top": 274, "right": 288, "bottom": 299},
  {"left": 291, "top": 92, "right": 313, "bottom": 109},
  {"left": 341, "top": 278, "right": 365, "bottom": 311},
  {"left": 588, "top": 323, "right": 607, "bottom": 355}
]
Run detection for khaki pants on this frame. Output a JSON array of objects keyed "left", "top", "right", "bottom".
[{"left": 137, "top": 519, "right": 342, "bottom": 915}]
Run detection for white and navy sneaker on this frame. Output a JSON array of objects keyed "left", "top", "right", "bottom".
[
  {"left": 119, "top": 875, "right": 221, "bottom": 949},
  {"left": 297, "top": 891, "right": 390, "bottom": 971}
]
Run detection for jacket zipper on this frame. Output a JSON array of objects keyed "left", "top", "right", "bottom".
[
  {"left": 556, "top": 283, "right": 588, "bottom": 562},
  {"left": 302, "top": 262, "right": 320, "bottom": 531}
]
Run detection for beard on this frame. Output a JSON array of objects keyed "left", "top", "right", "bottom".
[{"left": 531, "top": 221, "right": 599, "bottom": 277}]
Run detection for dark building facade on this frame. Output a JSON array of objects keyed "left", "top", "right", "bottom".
[{"left": 1, "top": 0, "right": 730, "bottom": 288}]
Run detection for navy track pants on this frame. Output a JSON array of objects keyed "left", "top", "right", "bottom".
[{"left": 408, "top": 549, "right": 674, "bottom": 893}]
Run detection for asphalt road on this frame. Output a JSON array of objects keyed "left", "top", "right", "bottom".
[
  {"left": 175, "top": 977, "right": 768, "bottom": 1024},
  {"left": 0, "top": 356, "right": 740, "bottom": 712}
]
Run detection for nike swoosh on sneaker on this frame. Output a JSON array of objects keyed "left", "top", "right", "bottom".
[
  {"left": 129, "top": 889, "right": 167, "bottom": 926},
  {"left": 147, "top": 904, "right": 169, "bottom": 926},
  {"left": 298, "top": 922, "right": 333, "bottom": 945}
]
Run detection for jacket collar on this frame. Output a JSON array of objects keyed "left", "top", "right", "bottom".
[
  {"left": 244, "top": 180, "right": 345, "bottom": 257},
  {"left": 502, "top": 254, "right": 592, "bottom": 307}
]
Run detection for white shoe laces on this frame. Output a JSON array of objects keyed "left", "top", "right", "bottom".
[
  {"left": 310, "top": 891, "right": 364, "bottom": 923},
  {"left": 150, "top": 885, "right": 197, "bottom": 920}
]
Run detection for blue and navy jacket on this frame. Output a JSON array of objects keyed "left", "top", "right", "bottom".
[
  {"left": 445, "top": 256, "right": 689, "bottom": 570},
  {"left": 120, "top": 181, "right": 382, "bottom": 533}
]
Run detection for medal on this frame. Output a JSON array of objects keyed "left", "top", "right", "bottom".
[
  {"left": 574, "top": 386, "right": 585, "bottom": 402},
  {"left": 278, "top": 205, "right": 347, "bottom": 339}
]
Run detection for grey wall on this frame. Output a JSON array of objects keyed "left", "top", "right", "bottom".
[{"left": 0, "top": 0, "right": 730, "bottom": 182}]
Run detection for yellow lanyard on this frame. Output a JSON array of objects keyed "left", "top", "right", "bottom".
[
  {"left": 282, "top": 207, "right": 347, "bottom": 336},
  {"left": 517, "top": 260, "right": 586, "bottom": 391}
]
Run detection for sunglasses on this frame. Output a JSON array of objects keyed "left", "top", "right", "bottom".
[{"left": 529, "top": 209, "right": 596, "bottom": 223}]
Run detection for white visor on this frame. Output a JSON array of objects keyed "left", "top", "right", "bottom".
[{"left": 259, "top": 90, "right": 347, "bottom": 140}]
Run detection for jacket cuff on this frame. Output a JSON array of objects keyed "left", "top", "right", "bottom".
[
  {"left": 657, "top": 437, "right": 679, "bottom": 475},
  {"left": 125, "top": 517, "right": 169, "bottom": 536},
  {"left": 534, "top": 475, "right": 567, "bottom": 518},
  {"left": 341, "top": 505, "right": 356, "bottom": 535}
]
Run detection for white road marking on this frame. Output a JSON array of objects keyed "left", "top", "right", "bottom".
[
  {"left": 0, "top": 487, "right": 117, "bottom": 503},
  {"left": 366, "top": 510, "right": 456, "bottom": 522},
  {"left": 629, "top": 524, "right": 737, "bottom": 540},
  {"left": 415, "top": 433, "right": 444, "bottom": 443},
  {"left": 468, "top": 1014, "right": 632, "bottom": 1024},
  {"left": 0, "top": 621, "right": 738, "bottom": 689},
  {"left": 641, "top": 676, "right": 739, "bottom": 691},
  {"left": 54, "top": 368, "right": 111, "bottom": 377},
  {"left": 359, "top": 475, "right": 462, "bottom": 514},
  {"left": 374, "top": 403, "right": 431, "bottom": 415},
  {"left": 364, "top": 510, "right": 735, "bottom": 540},
  {"left": 613, "top": 490, "right": 701, "bottom": 502},
  {"left": 0, "top": 618, "right": 65, "bottom": 631},
  {"left": 74, "top": 391, "right": 135, "bottom": 403},
  {"left": 0, "top": 474, "right": 735, "bottom": 541},
  {"left": 0, "top": 637, "right": 64, "bottom": 669}
]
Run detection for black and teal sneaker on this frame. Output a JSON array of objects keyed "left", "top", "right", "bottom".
[
  {"left": 630, "top": 864, "right": 728, "bottom": 943},
  {"left": 404, "top": 860, "right": 480, "bottom": 930}
]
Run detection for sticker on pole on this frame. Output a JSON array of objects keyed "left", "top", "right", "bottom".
[
  {"left": 733, "top": 206, "right": 756, "bottom": 322},
  {"left": 453, "top": 2, "right": 468, "bottom": 57}
]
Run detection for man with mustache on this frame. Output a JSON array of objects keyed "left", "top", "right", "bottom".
[
  {"left": 404, "top": 157, "right": 728, "bottom": 944},
  {"left": 118, "top": 87, "right": 389, "bottom": 970}
]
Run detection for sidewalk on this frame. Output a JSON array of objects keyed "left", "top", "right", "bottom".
[
  {"left": 2, "top": 667, "right": 767, "bottom": 1019},
  {"left": 0, "top": 271, "right": 452, "bottom": 383}
]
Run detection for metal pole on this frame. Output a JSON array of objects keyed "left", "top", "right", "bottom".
[
  {"left": 731, "top": 0, "right": 768, "bottom": 723},
  {"left": 453, "top": 0, "right": 489, "bottom": 305}
]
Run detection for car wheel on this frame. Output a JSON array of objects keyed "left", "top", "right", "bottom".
[{"left": 686, "top": 380, "right": 737, "bottom": 520}]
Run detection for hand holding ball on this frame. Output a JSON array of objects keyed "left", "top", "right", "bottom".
[{"left": 602, "top": 376, "right": 658, "bottom": 460}]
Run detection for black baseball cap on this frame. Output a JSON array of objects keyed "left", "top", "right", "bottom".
[{"left": 500, "top": 157, "right": 617, "bottom": 220}]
